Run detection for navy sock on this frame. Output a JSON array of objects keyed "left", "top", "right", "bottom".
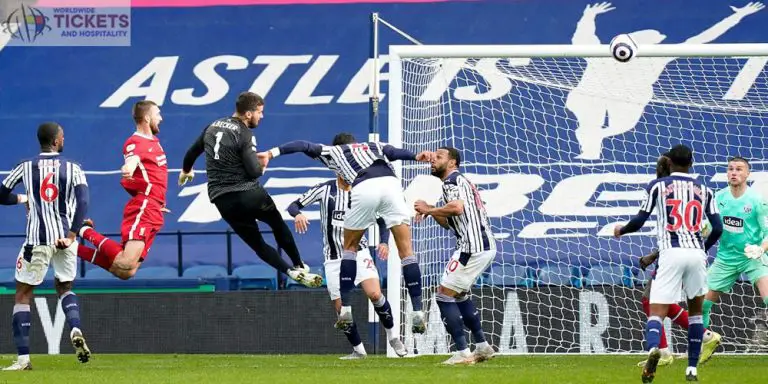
[
  {"left": 436, "top": 294, "right": 468, "bottom": 351},
  {"left": 456, "top": 296, "right": 486, "bottom": 343},
  {"left": 343, "top": 322, "right": 363, "bottom": 348},
  {"left": 339, "top": 250, "right": 357, "bottom": 306},
  {"left": 372, "top": 295, "right": 394, "bottom": 329},
  {"left": 688, "top": 315, "right": 704, "bottom": 368},
  {"left": 646, "top": 316, "right": 663, "bottom": 351},
  {"left": 401, "top": 256, "right": 422, "bottom": 311},
  {"left": 60, "top": 292, "right": 81, "bottom": 330},
  {"left": 12, "top": 304, "right": 31, "bottom": 356}
]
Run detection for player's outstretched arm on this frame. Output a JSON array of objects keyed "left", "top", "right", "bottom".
[
  {"left": 381, "top": 144, "right": 434, "bottom": 163},
  {"left": 180, "top": 128, "right": 207, "bottom": 185},
  {"left": 0, "top": 185, "right": 25, "bottom": 205},
  {"left": 0, "top": 163, "right": 27, "bottom": 205},
  {"left": 286, "top": 183, "right": 325, "bottom": 234},
  {"left": 265, "top": 140, "right": 323, "bottom": 160},
  {"left": 615, "top": 181, "right": 658, "bottom": 238}
]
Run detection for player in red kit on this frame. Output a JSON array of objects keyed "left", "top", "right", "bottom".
[{"left": 77, "top": 100, "right": 169, "bottom": 279}]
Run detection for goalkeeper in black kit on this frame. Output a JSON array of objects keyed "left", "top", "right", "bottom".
[{"left": 180, "top": 91, "right": 322, "bottom": 287}]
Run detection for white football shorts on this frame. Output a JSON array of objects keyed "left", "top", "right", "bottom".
[
  {"left": 325, "top": 248, "right": 380, "bottom": 301},
  {"left": 15, "top": 242, "right": 78, "bottom": 286},
  {"left": 650, "top": 247, "right": 707, "bottom": 304},
  {"left": 441, "top": 249, "right": 496, "bottom": 294},
  {"left": 345, "top": 176, "right": 410, "bottom": 230}
]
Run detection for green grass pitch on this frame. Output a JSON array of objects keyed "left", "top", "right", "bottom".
[{"left": 0, "top": 354, "right": 766, "bottom": 383}]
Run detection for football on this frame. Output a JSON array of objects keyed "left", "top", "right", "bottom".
[{"left": 610, "top": 34, "right": 638, "bottom": 63}]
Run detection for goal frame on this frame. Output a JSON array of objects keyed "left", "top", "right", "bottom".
[{"left": 385, "top": 42, "right": 768, "bottom": 358}]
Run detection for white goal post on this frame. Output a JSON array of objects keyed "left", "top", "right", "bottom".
[{"left": 386, "top": 43, "right": 768, "bottom": 357}]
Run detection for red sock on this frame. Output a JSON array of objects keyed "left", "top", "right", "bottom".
[
  {"left": 668, "top": 303, "right": 689, "bottom": 328},
  {"left": 642, "top": 297, "right": 669, "bottom": 348},
  {"left": 659, "top": 324, "right": 668, "bottom": 349},
  {"left": 641, "top": 297, "right": 650, "bottom": 316},
  {"left": 79, "top": 228, "right": 123, "bottom": 270}
]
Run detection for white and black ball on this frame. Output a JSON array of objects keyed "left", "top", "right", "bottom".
[{"left": 609, "top": 34, "right": 638, "bottom": 63}]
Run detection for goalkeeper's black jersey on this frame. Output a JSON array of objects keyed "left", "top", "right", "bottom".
[{"left": 182, "top": 117, "right": 263, "bottom": 202}]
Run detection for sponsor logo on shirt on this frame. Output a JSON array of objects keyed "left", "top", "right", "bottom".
[{"left": 723, "top": 216, "right": 744, "bottom": 233}]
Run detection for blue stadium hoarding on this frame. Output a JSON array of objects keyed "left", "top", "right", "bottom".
[{"left": 0, "top": 0, "right": 766, "bottom": 272}]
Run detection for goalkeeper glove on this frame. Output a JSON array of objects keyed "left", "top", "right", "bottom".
[
  {"left": 744, "top": 244, "right": 764, "bottom": 260},
  {"left": 178, "top": 170, "right": 194, "bottom": 186}
]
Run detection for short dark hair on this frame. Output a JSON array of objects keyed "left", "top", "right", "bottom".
[
  {"left": 439, "top": 146, "right": 461, "bottom": 167},
  {"left": 332, "top": 133, "right": 356, "bottom": 146},
  {"left": 656, "top": 155, "right": 671, "bottom": 178},
  {"left": 132, "top": 100, "right": 157, "bottom": 124},
  {"left": 235, "top": 92, "right": 264, "bottom": 114},
  {"left": 728, "top": 156, "right": 750, "bottom": 169},
  {"left": 37, "top": 122, "right": 61, "bottom": 148},
  {"left": 667, "top": 144, "right": 693, "bottom": 168}
]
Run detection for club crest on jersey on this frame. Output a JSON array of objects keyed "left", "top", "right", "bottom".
[
  {"left": 723, "top": 216, "right": 744, "bottom": 233},
  {"left": 744, "top": 204, "right": 752, "bottom": 214}
]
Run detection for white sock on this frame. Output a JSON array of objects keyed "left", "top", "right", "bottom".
[
  {"left": 660, "top": 347, "right": 670, "bottom": 356},
  {"left": 70, "top": 327, "right": 81, "bottom": 339},
  {"left": 385, "top": 327, "right": 394, "bottom": 340},
  {"left": 458, "top": 348, "right": 471, "bottom": 357},
  {"left": 476, "top": 341, "right": 490, "bottom": 349},
  {"left": 686, "top": 367, "right": 697, "bottom": 376},
  {"left": 353, "top": 343, "right": 367, "bottom": 355},
  {"left": 17, "top": 354, "right": 29, "bottom": 363}
]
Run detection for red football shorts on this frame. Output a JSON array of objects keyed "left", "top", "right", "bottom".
[{"left": 120, "top": 196, "right": 165, "bottom": 261}]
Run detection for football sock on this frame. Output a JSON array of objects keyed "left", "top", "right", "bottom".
[
  {"left": 372, "top": 295, "right": 394, "bottom": 329},
  {"left": 339, "top": 251, "right": 357, "bottom": 306},
  {"left": 60, "top": 292, "right": 81, "bottom": 330},
  {"left": 702, "top": 299, "right": 714, "bottom": 329},
  {"left": 669, "top": 303, "right": 689, "bottom": 328},
  {"left": 456, "top": 296, "right": 486, "bottom": 344},
  {"left": 436, "top": 293, "right": 468, "bottom": 352},
  {"left": 401, "top": 256, "right": 423, "bottom": 311},
  {"left": 12, "top": 304, "right": 31, "bottom": 357},
  {"left": 646, "top": 315, "right": 663, "bottom": 351},
  {"left": 641, "top": 297, "right": 667, "bottom": 348},
  {"left": 688, "top": 315, "right": 705, "bottom": 368},
  {"left": 343, "top": 322, "right": 363, "bottom": 350}
]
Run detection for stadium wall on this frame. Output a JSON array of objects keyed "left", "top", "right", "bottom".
[
  {"left": 1, "top": 0, "right": 767, "bottom": 271},
  {"left": 0, "top": 284, "right": 760, "bottom": 355}
]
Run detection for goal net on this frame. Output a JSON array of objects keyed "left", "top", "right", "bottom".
[{"left": 386, "top": 44, "right": 768, "bottom": 356}]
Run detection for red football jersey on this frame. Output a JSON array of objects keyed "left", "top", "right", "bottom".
[{"left": 120, "top": 132, "right": 168, "bottom": 205}]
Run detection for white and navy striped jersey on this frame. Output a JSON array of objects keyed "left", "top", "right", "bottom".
[
  {"left": 275, "top": 141, "right": 417, "bottom": 187},
  {"left": 316, "top": 143, "right": 395, "bottom": 186},
  {"left": 289, "top": 180, "right": 370, "bottom": 261},
  {"left": 1, "top": 153, "right": 88, "bottom": 246},
  {"left": 441, "top": 171, "right": 496, "bottom": 254},
  {"left": 639, "top": 172, "right": 718, "bottom": 251}
]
